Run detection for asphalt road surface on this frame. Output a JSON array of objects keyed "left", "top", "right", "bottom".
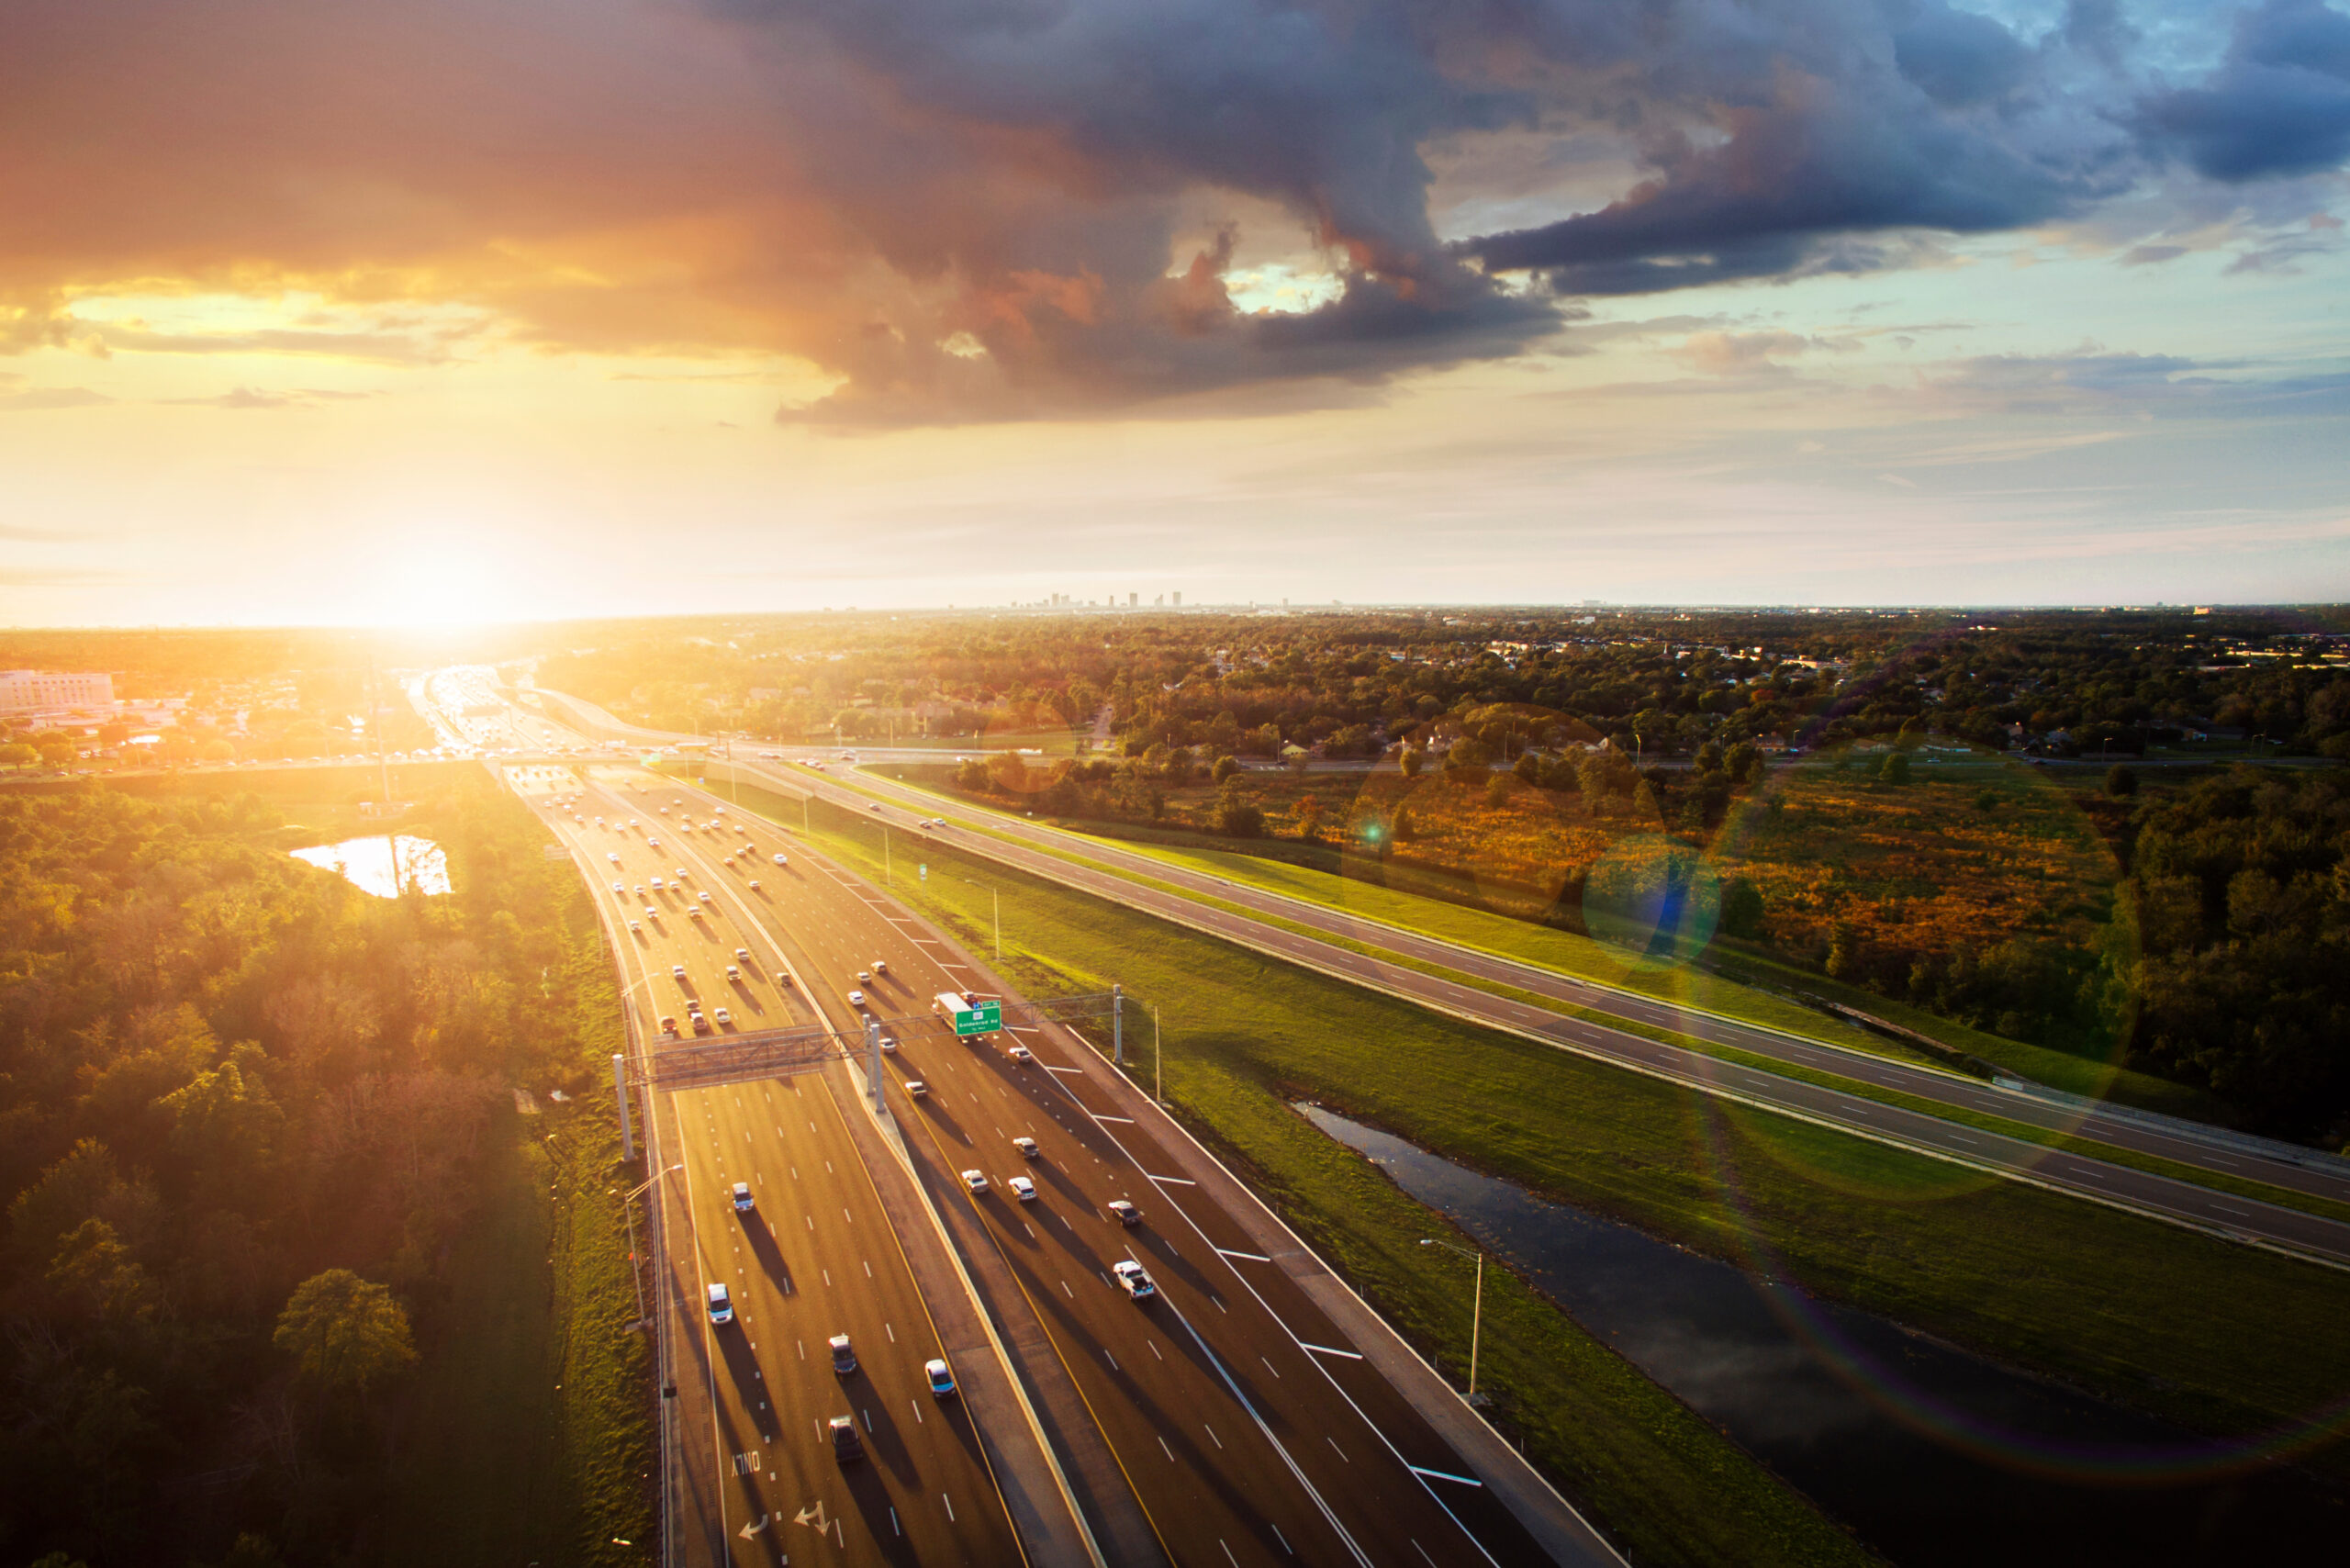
[
  {"left": 567, "top": 765, "right": 1581, "bottom": 1565},
  {"left": 733, "top": 758, "right": 2350, "bottom": 1271}
]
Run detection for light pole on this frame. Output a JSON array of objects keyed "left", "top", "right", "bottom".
[
  {"left": 622, "top": 1164, "right": 685, "bottom": 1329},
  {"left": 1154, "top": 1002, "right": 1163, "bottom": 1103},
  {"left": 964, "top": 878, "right": 1001, "bottom": 958},
  {"left": 1419, "top": 1237, "right": 1486, "bottom": 1402}
]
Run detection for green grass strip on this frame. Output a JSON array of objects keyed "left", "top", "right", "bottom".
[{"left": 734, "top": 784, "right": 2350, "bottom": 1497}]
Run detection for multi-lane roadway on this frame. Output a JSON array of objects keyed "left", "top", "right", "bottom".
[
  {"left": 524, "top": 761, "right": 1601, "bottom": 1566},
  {"left": 722, "top": 755, "right": 2350, "bottom": 1271}
]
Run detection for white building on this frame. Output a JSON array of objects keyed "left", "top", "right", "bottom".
[{"left": 0, "top": 669, "right": 114, "bottom": 715}]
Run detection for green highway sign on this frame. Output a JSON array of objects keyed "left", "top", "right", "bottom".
[
  {"left": 920, "top": 863, "right": 927, "bottom": 881},
  {"left": 955, "top": 999, "right": 1002, "bottom": 1036}
]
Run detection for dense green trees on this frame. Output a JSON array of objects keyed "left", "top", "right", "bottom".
[
  {"left": 0, "top": 776, "right": 614, "bottom": 1563},
  {"left": 2109, "top": 768, "right": 2350, "bottom": 1135}
]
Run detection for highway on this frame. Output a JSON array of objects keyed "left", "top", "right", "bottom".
[
  {"left": 520, "top": 767, "right": 1031, "bottom": 1567},
  {"left": 610, "top": 767, "right": 1585, "bottom": 1566},
  {"left": 720, "top": 756, "right": 2350, "bottom": 1271},
  {"left": 513, "top": 685, "right": 2350, "bottom": 1259}
]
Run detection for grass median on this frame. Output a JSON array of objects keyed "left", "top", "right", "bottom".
[
  {"left": 745, "top": 785, "right": 2350, "bottom": 1499},
  {"left": 856, "top": 766, "right": 2212, "bottom": 1119}
]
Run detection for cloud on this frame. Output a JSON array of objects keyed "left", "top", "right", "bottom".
[
  {"left": 2136, "top": 0, "right": 2350, "bottom": 181},
  {"left": 1673, "top": 330, "right": 1832, "bottom": 374},
  {"left": 1, "top": 0, "right": 2345, "bottom": 423},
  {"left": 1896, "top": 349, "right": 2350, "bottom": 419},
  {"left": 161, "top": 385, "right": 378, "bottom": 409},
  {"left": 0, "top": 386, "right": 112, "bottom": 411}
]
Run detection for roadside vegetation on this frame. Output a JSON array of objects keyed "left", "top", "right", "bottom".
[
  {"left": 0, "top": 769, "right": 652, "bottom": 1567},
  {"left": 741, "top": 786, "right": 2350, "bottom": 1514}
]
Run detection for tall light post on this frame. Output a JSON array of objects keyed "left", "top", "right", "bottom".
[
  {"left": 622, "top": 1164, "right": 684, "bottom": 1329},
  {"left": 1419, "top": 1237, "right": 1486, "bottom": 1403},
  {"left": 964, "top": 878, "right": 1001, "bottom": 959},
  {"left": 1154, "top": 1002, "right": 1163, "bottom": 1103}
]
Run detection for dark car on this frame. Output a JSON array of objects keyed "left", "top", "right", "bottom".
[{"left": 829, "top": 1415, "right": 863, "bottom": 1463}]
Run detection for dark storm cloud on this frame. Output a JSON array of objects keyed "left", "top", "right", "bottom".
[
  {"left": 1460, "top": 0, "right": 2150, "bottom": 293},
  {"left": 2136, "top": 0, "right": 2350, "bottom": 179}
]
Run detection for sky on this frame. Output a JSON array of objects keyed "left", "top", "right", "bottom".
[{"left": 2, "top": 0, "right": 2346, "bottom": 624}]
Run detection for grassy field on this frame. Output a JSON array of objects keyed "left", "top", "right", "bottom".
[
  {"left": 866, "top": 762, "right": 2219, "bottom": 1119},
  {"left": 743, "top": 785, "right": 2350, "bottom": 1501},
  {"left": 877, "top": 747, "right": 2244, "bottom": 1126}
]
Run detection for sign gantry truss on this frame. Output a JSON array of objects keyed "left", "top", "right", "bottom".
[{"left": 627, "top": 990, "right": 1122, "bottom": 1092}]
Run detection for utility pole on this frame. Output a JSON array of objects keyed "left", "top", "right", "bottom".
[
  {"left": 1113, "top": 984, "right": 1124, "bottom": 1065},
  {"left": 621, "top": 1163, "right": 682, "bottom": 1328},
  {"left": 864, "top": 1014, "right": 883, "bottom": 1112},
  {"left": 883, "top": 824, "right": 892, "bottom": 885},
  {"left": 1154, "top": 1003, "right": 1162, "bottom": 1102},
  {"left": 613, "top": 1052, "right": 635, "bottom": 1159}
]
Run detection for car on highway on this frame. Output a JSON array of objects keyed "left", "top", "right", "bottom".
[
  {"left": 691, "top": 1012, "right": 711, "bottom": 1035},
  {"left": 1107, "top": 1200, "right": 1141, "bottom": 1226},
  {"left": 747, "top": 879, "right": 760, "bottom": 890},
  {"left": 960, "top": 1169, "right": 988, "bottom": 1193},
  {"left": 731, "top": 1182, "right": 753, "bottom": 1212},
  {"left": 628, "top": 819, "right": 639, "bottom": 828},
  {"left": 697, "top": 890, "right": 712, "bottom": 904},
  {"left": 829, "top": 1334, "right": 857, "bottom": 1374},
  {"left": 712, "top": 1006, "right": 732, "bottom": 1025},
  {"left": 659, "top": 1015, "right": 678, "bottom": 1036},
  {"left": 725, "top": 964, "right": 740, "bottom": 981},
  {"left": 828, "top": 1415, "right": 862, "bottom": 1464},
  {"left": 688, "top": 906, "right": 703, "bottom": 920},
  {"left": 856, "top": 969, "right": 871, "bottom": 984},
  {"left": 607, "top": 852, "right": 621, "bottom": 863},
  {"left": 869, "top": 802, "right": 882, "bottom": 812},
  {"left": 707, "top": 1282, "right": 733, "bottom": 1324},
  {"left": 847, "top": 989, "right": 865, "bottom": 1008},
  {"left": 647, "top": 837, "right": 660, "bottom": 849},
  {"left": 611, "top": 880, "right": 625, "bottom": 894},
  {"left": 1009, "top": 1175, "right": 1036, "bottom": 1203},
  {"left": 932, "top": 817, "right": 947, "bottom": 828},
  {"left": 643, "top": 906, "right": 658, "bottom": 921},
  {"left": 628, "top": 920, "right": 642, "bottom": 935},
  {"left": 1008, "top": 1045, "right": 1035, "bottom": 1064},
  {"left": 671, "top": 964, "right": 688, "bottom": 980},
  {"left": 632, "top": 884, "right": 644, "bottom": 896},
  {"left": 650, "top": 876, "right": 664, "bottom": 890},
  {"left": 1112, "top": 1260, "right": 1156, "bottom": 1301},
  {"left": 1013, "top": 1137, "right": 1039, "bottom": 1160},
  {"left": 773, "top": 853, "right": 789, "bottom": 866},
  {"left": 673, "top": 868, "right": 688, "bottom": 880},
  {"left": 734, "top": 947, "right": 751, "bottom": 963},
  {"left": 925, "top": 1359, "right": 957, "bottom": 1399},
  {"left": 872, "top": 959, "right": 888, "bottom": 976},
  {"left": 906, "top": 1080, "right": 927, "bottom": 1098},
  {"left": 776, "top": 970, "right": 791, "bottom": 987}
]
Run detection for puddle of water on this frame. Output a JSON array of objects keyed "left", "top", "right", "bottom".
[
  {"left": 1296, "top": 1103, "right": 2347, "bottom": 1567},
  {"left": 290, "top": 835, "right": 452, "bottom": 899}
]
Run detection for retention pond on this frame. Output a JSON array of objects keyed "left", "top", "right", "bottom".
[
  {"left": 1296, "top": 1103, "right": 2346, "bottom": 1566},
  {"left": 290, "top": 834, "right": 452, "bottom": 899}
]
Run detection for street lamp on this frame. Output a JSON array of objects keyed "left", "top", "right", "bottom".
[
  {"left": 1419, "top": 1237, "right": 1486, "bottom": 1403},
  {"left": 621, "top": 1164, "right": 685, "bottom": 1328}
]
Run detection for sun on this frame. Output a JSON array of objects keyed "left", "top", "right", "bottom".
[{"left": 365, "top": 541, "right": 507, "bottom": 629}]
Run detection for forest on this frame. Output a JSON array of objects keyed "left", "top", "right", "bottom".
[{"left": 0, "top": 772, "right": 641, "bottom": 1566}]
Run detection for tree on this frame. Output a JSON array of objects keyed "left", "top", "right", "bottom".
[
  {"left": 1294, "top": 795, "right": 1325, "bottom": 841},
  {"left": 954, "top": 757, "right": 991, "bottom": 791},
  {"left": 1484, "top": 774, "right": 1514, "bottom": 809},
  {"left": 1212, "top": 786, "right": 1264, "bottom": 838},
  {"left": 0, "top": 741, "right": 35, "bottom": 769},
  {"left": 274, "top": 1270, "right": 417, "bottom": 1395},
  {"left": 1879, "top": 752, "right": 1912, "bottom": 785},
  {"left": 1399, "top": 748, "right": 1424, "bottom": 778},
  {"left": 2104, "top": 764, "right": 2138, "bottom": 798},
  {"left": 1211, "top": 754, "right": 1240, "bottom": 784},
  {"left": 1719, "top": 878, "right": 1765, "bottom": 940},
  {"left": 1512, "top": 752, "right": 1541, "bottom": 787}
]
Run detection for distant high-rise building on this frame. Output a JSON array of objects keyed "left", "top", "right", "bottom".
[
  {"left": 1129, "top": 592, "right": 1138, "bottom": 607},
  {"left": 1155, "top": 594, "right": 1164, "bottom": 606},
  {"left": 1172, "top": 591, "right": 1182, "bottom": 607},
  {"left": 0, "top": 669, "right": 113, "bottom": 713}
]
